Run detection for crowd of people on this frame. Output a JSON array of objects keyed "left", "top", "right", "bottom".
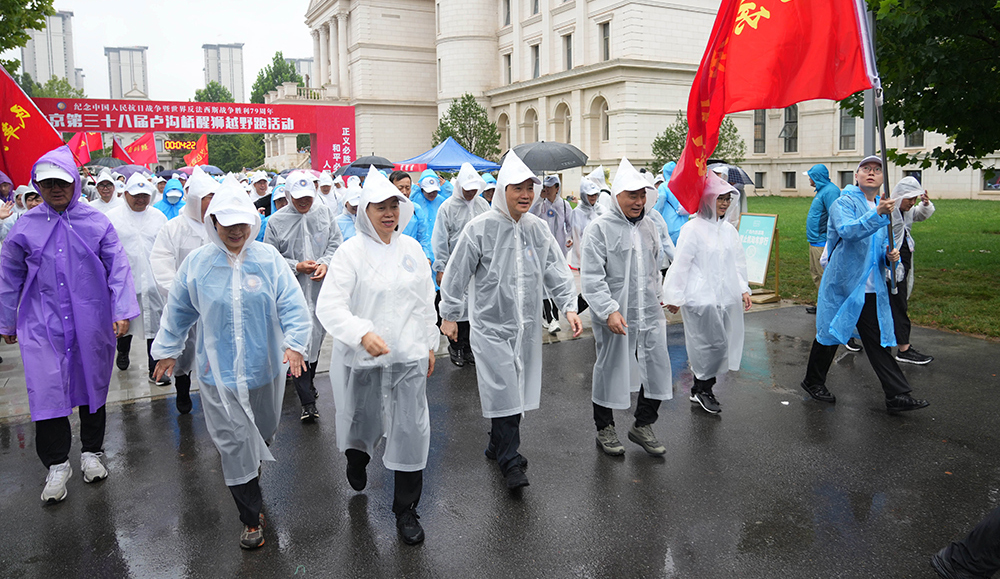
[{"left": 0, "top": 144, "right": 942, "bottom": 555}]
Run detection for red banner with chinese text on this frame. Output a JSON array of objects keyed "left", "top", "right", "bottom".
[
  {"left": 669, "top": 0, "right": 877, "bottom": 213},
  {"left": 0, "top": 69, "right": 66, "bottom": 187},
  {"left": 183, "top": 135, "right": 208, "bottom": 166},
  {"left": 125, "top": 133, "right": 157, "bottom": 166}
]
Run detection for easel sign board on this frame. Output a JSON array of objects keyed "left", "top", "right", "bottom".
[{"left": 739, "top": 213, "right": 778, "bottom": 286}]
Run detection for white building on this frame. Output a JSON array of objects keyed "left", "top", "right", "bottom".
[
  {"left": 203, "top": 43, "right": 246, "bottom": 103},
  {"left": 105, "top": 46, "right": 149, "bottom": 100},
  {"left": 21, "top": 10, "right": 84, "bottom": 92},
  {"left": 286, "top": 57, "right": 315, "bottom": 88},
  {"left": 293, "top": 1, "right": 998, "bottom": 200}
]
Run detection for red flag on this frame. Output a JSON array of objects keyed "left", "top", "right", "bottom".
[
  {"left": 112, "top": 139, "right": 134, "bottom": 164},
  {"left": 0, "top": 67, "right": 66, "bottom": 186},
  {"left": 669, "top": 0, "right": 877, "bottom": 212},
  {"left": 84, "top": 132, "right": 103, "bottom": 152},
  {"left": 183, "top": 134, "right": 208, "bottom": 166},
  {"left": 67, "top": 132, "right": 92, "bottom": 166},
  {"left": 125, "top": 133, "right": 157, "bottom": 166}
]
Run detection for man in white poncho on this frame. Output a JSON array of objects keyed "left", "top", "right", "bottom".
[
  {"left": 152, "top": 175, "right": 311, "bottom": 550},
  {"left": 439, "top": 151, "right": 582, "bottom": 491},
  {"left": 149, "top": 167, "right": 219, "bottom": 414},
  {"left": 315, "top": 166, "right": 438, "bottom": 546},
  {"left": 89, "top": 170, "right": 124, "bottom": 214},
  {"left": 264, "top": 171, "right": 343, "bottom": 423},
  {"left": 431, "top": 162, "right": 490, "bottom": 368},
  {"left": 662, "top": 173, "right": 751, "bottom": 415},
  {"left": 582, "top": 158, "right": 672, "bottom": 456},
  {"left": 107, "top": 173, "right": 168, "bottom": 384}
]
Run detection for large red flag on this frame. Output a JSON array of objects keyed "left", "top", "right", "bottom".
[
  {"left": 84, "top": 132, "right": 103, "bottom": 152},
  {"left": 67, "top": 132, "right": 92, "bottom": 166},
  {"left": 125, "top": 133, "right": 157, "bottom": 166},
  {"left": 669, "top": 0, "right": 877, "bottom": 212},
  {"left": 183, "top": 134, "right": 208, "bottom": 166},
  {"left": 0, "top": 67, "right": 66, "bottom": 186},
  {"left": 112, "top": 139, "right": 134, "bottom": 164}
]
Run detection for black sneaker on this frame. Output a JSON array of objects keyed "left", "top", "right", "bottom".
[
  {"left": 463, "top": 349, "right": 476, "bottom": 365},
  {"left": 930, "top": 547, "right": 981, "bottom": 579},
  {"left": 805, "top": 306, "right": 817, "bottom": 314},
  {"left": 690, "top": 391, "right": 721, "bottom": 414},
  {"left": 240, "top": 514, "right": 266, "bottom": 550},
  {"left": 448, "top": 345, "right": 465, "bottom": 367},
  {"left": 504, "top": 465, "right": 529, "bottom": 490},
  {"left": 175, "top": 389, "right": 192, "bottom": 414},
  {"left": 886, "top": 394, "right": 930, "bottom": 414},
  {"left": 801, "top": 380, "right": 836, "bottom": 403},
  {"left": 896, "top": 347, "right": 934, "bottom": 365},
  {"left": 396, "top": 507, "right": 425, "bottom": 545},
  {"left": 345, "top": 450, "right": 369, "bottom": 491},
  {"left": 845, "top": 338, "right": 862, "bottom": 352},
  {"left": 300, "top": 403, "right": 318, "bottom": 423},
  {"left": 116, "top": 350, "right": 130, "bottom": 371}
]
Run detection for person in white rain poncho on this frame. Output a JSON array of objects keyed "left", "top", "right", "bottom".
[
  {"left": 432, "top": 162, "right": 490, "bottom": 368},
  {"left": 888, "top": 176, "right": 936, "bottom": 365},
  {"left": 662, "top": 173, "right": 751, "bottom": 415},
  {"left": 582, "top": 158, "right": 673, "bottom": 456},
  {"left": 336, "top": 181, "right": 362, "bottom": 241},
  {"left": 530, "top": 175, "right": 573, "bottom": 335},
  {"left": 151, "top": 175, "right": 311, "bottom": 550},
  {"left": 264, "top": 170, "right": 343, "bottom": 423},
  {"left": 149, "top": 167, "right": 219, "bottom": 414},
  {"left": 89, "top": 170, "right": 124, "bottom": 214},
  {"left": 568, "top": 178, "right": 603, "bottom": 270},
  {"left": 439, "top": 151, "right": 582, "bottom": 491},
  {"left": 587, "top": 165, "right": 613, "bottom": 210},
  {"left": 317, "top": 171, "right": 342, "bottom": 215},
  {"left": 315, "top": 166, "right": 437, "bottom": 546},
  {"left": 107, "top": 173, "right": 168, "bottom": 384}
]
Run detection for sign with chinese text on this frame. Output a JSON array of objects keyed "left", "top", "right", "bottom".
[{"left": 738, "top": 213, "right": 777, "bottom": 285}]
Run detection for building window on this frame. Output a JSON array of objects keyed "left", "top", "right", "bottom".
[
  {"left": 531, "top": 0, "right": 539, "bottom": 15},
  {"left": 904, "top": 169, "right": 922, "bottom": 183},
  {"left": 783, "top": 171, "right": 796, "bottom": 189},
  {"left": 531, "top": 44, "right": 540, "bottom": 79},
  {"left": 780, "top": 105, "right": 798, "bottom": 153},
  {"left": 503, "top": 54, "right": 511, "bottom": 84},
  {"left": 984, "top": 170, "right": 1000, "bottom": 191},
  {"left": 564, "top": 34, "right": 573, "bottom": 70},
  {"left": 437, "top": 58, "right": 442, "bottom": 91},
  {"left": 497, "top": 113, "right": 510, "bottom": 150},
  {"left": 601, "top": 100, "right": 609, "bottom": 141},
  {"left": 503, "top": 0, "right": 510, "bottom": 26},
  {"left": 436, "top": 3, "right": 440, "bottom": 35},
  {"left": 754, "top": 172, "right": 765, "bottom": 189},
  {"left": 838, "top": 171, "right": 854, "bottom": 188},
  {"left": 600, "top": 22, "right": 611, "bottom": 61},
  {"left": 905, "top": 129, "right": 925, "bottom": 148},
  {"left": 753, "top": 110, "right": 766, "bottom": 154},
  {"left": 839, "top": 108, "right": 856, "bottom": 150}
]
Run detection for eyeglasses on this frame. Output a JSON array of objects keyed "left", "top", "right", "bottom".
[
  {"left": 858, "top": 165, "right": 883, "bottom": 175},
  {"left": 36, "top": 179, "right": 73, "bottom": 190}
]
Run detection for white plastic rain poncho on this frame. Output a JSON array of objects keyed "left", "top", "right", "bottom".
[
  {"left": 315, "top": 167, "right": 438, "bottom": 471},
  {"left": 151, "top": 175, "right": 312, "bottom": 486},
  {"left": 149, "top": 167, "right": 218, "bottom": 376},
  {"left": 647, "top": 208, "right": 676, "bottom": 270},
  {"left": 587, "top": 165, "right": 613, "bottom": 210},
  {"left": 263, "top": 171, "right": 343, "bottom": 362},
  {"left": 89, "top": 170, "right": 124, "bottom": 214},
  {"left": 568, "top": 179, "right": 603, "bottom": 269},
  {"left": 581, "top": 158, "right": 672, "bottom": 408},
  {"left": 662, "top": 173, "right": 750, "bottom": 380},
  {"left": 107, "top": 174, "right": 168, "bottom": 339},
  {"left": 529, "top": 177, "right": 573, "bottom": 257},
  {"left": 431, "top": 162, "right": 491, "bottom": 277},
  {"left": 890, "top": 177, "right": 935, "bottom": 297},
  {"left": 439, "top": 151, "right": 578, "bottom": 418},
  {"left": 317, "top": 171, "right": 343, "bottom": 215}
]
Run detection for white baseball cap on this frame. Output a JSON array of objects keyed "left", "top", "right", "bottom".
[
  {"left": 34, "top": 162, "right": 75, "bottom": 183},
  {"left": 286, "top": 172, "right": 316, "bottom": 199}
]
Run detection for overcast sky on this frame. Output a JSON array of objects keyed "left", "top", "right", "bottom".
[{"left": 5, "top": 0, "right": 314, "bottom": 102}]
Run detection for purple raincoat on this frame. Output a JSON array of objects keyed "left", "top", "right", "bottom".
[
  {"left": 0, "top": 170, "right": 12, "bottom": 203},
  {"left": 0, "top": 146, "right": 140, "bottom": 421}
]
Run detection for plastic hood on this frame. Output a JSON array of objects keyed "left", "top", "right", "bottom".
[
  {"left": 355, "top": 165, "right": 414, "bottom": 245},
  {"left": 492, "top": 150, "right": 541, "bottom": 221},
  {"left": 609, "top": 157, "right": 658, "bottom": 218},
  {"left": 204, "top": 174, "right": 261, "bottom": 256}
]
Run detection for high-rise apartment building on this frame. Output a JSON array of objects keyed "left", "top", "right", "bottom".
[
  {"left": 105, "top": 46, "right": 149, "bottom": 99},
  {"left": 203, "top": 43, "right": 245, "bottom": 102},
  {"left": 21, "top": 10, "right": 84, "bottom": 91}
]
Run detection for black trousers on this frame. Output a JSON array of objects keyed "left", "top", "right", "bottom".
[
  {"left": 487, "top": 414, "right": 523, "bottom": 473},
  {"left": 542, "top": 299, "right": 560, "bottom": 323},
  {"left": 346, "top": 450, "right": 423, "bottom": 515},
  {"left": 593, "top": 386, "right": 661, "bottom": 430},
  {"left": 804, "top": 293, "right": 911, "bottom": 398},
  {"left": 175, "top": 373, "right": 191, "bottom": 393},
  {"left": 448, "top": 321, "right": 471, "bottom": 351},
  {"left": 937, "top": 505, "right": 1000, "bottom": 577},
  {"left": 115, "top": 335, "right": 157, "bottom": 375},
  {"left": 577, "top": 294, "right": 589, "bottom": 315},
  {"left": 888, "top": 241, "right": 913, "bottom": 346},
  {"left": 291, "top": 361, "right": 319, "bottom": 405},
  {"left": 35, "top": 405, "right": 106, "bottom": 467},
  {"left": 693, "top": 376, "right": 717, "bottom": 394},
  {"left": 229, "top": 477, "right": 262, "bottom": 527}
]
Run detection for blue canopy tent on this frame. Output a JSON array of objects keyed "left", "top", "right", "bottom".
[{"left": 396, "top": 137, "right": 500, "bottom": 172}]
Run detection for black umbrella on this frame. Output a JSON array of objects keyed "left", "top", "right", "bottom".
[
  {"left": 349, "top": 155, "right": 395, "bottom": 170},
  {"left": 508, "top": 142, "right": 588, "bottom": 172},
  {"left": 335, "top": 165, "right": 371, "bottom": 178},
  {"left": 708, "top": 163, "right": 754, "bottom": 186},
  {"left": 88, "top": 157, "right": 125, "bottom": 169}
]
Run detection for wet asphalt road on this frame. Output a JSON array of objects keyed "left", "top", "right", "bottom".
[{"left": 1, "top": 307, "right": 998, "bottom": 579}]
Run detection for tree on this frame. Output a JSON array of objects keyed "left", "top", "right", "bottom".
[
  {"left": 840, "top": 0, "right": 1000, "bottom": 172},
  {"left": 0, "top": 0, "right": 54, "bottom": 73},
  {"left": 195, "top": 81, "right": 233, "bottom": 104},
  {"left": 14, "top": 72, "right": 41, "bottom": 96},
  {"left": 189, "top": 83, "right": 263, "bottom": 172},
  {"left": 250, "top": 51, "right": 303, "bottom": 104},
  {"left": 651, "top": 110, "right": 746, "bottom": 170},
  {"left": 33, "top": 76, "right": 85, "bottom": 98},
  {"left": 432, "top": 93, "right": 501, "bottom": 162}
]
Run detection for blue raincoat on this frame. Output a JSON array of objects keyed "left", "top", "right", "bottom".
[
  {"left": 402, "top": 202, "right": 434, "bottom": 261},
  {"left": 411, "top": 169, "right": 448, "bottom": 235},
  {"left": 815, "top": 185, "right": 895, "bottom": 347},
  {"left": 653, "top": 162, "right": 686, "bottom": 245},
  {"left": 336, "top": 212, "right": 356, "bottom": 241},
  {"left": 154, "top": 178, "right": 186, "bottom": 220},
  {"left": 806, "top": 164, "right": 842, "bottom": 247}
]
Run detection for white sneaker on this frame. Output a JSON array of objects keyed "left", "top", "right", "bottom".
[
  {"left": 547, "top": 320, "right": 561, "bottom": 335},
  {"left": 41, "top": 461, "right": 72, "bottom": 503},
  {"left": 81, "top": 451, "right": 108, "bottom": 483}
]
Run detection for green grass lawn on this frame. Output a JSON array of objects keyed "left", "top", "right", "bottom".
[{"left": 744, "top": 196, "right": 1000, "bottom": 339}]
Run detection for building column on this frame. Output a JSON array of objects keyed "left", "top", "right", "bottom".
[
  {"left": 337, "top": 13, "right": 349, "bottom": 99},
  {"left": 328, "top": 18, "right": 339, "bottom": 92},
  {"left": 311, "top": 30, "right": 321, "bottom": 88},
  {"left": 318, "top": 25, "right": 329, "bottom": 88},
  {"left": 571, "top": 89, "right": 583, "bottom": 149},
  {"left": 537, "top": 96, "right": 548, "bottom": 142}
]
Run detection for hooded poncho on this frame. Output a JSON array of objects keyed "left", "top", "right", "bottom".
[
  {"left": 432, "top": 162, "right": 491, "bottom": 276},
  {"left": 806, "top": 164, "right": 842, "bottom": 247},
  {"left": 0, "top": 146, "right": 140, "bottom": 420},
  {"left": 154, "top": 178, "right": 186, "bottom": 220}
]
